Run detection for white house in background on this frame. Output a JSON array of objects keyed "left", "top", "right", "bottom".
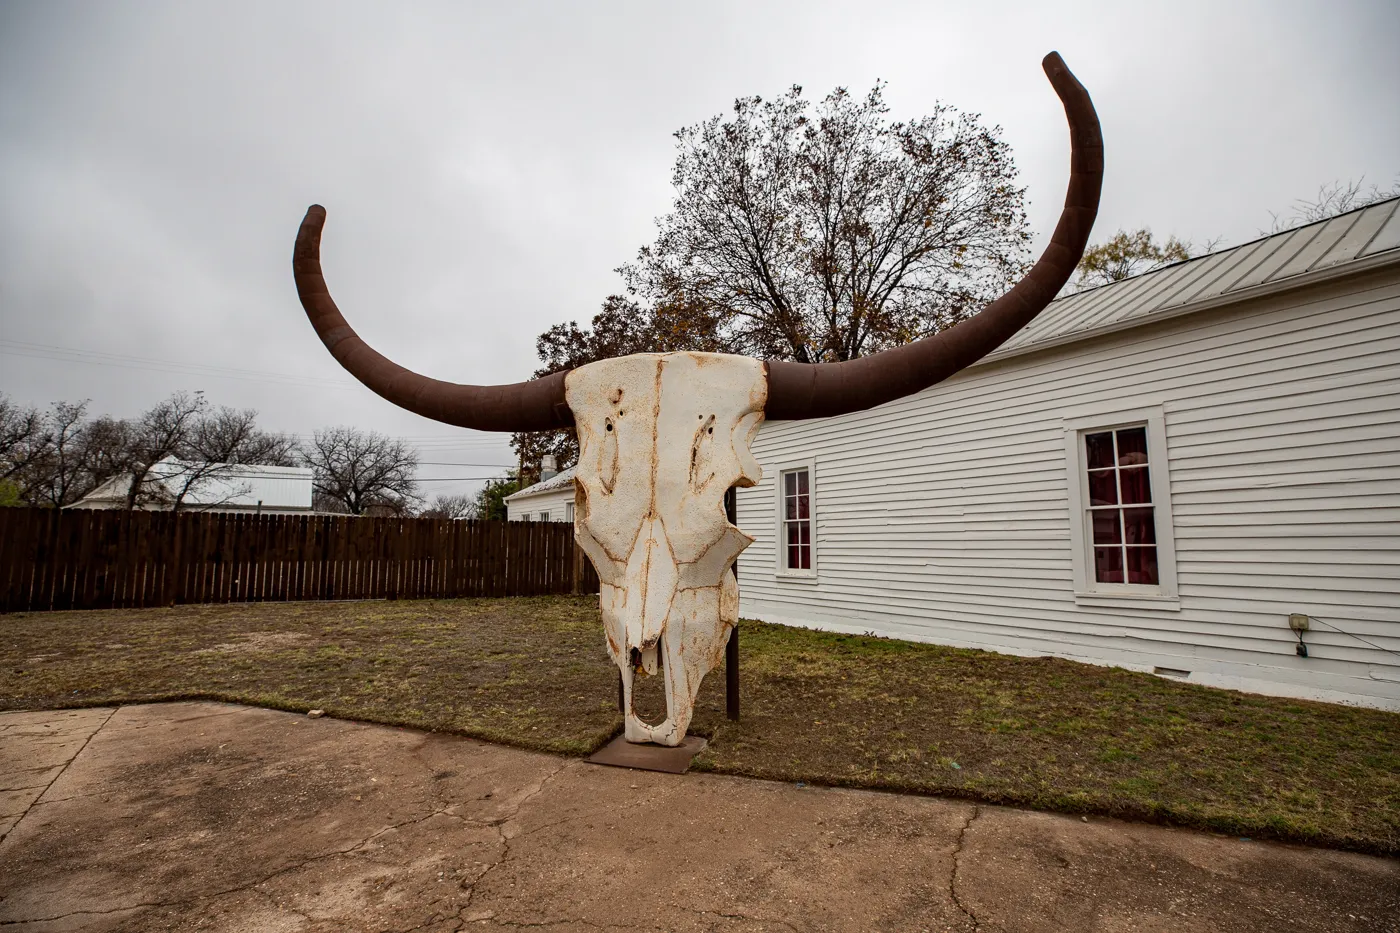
[
  {"left": 505, "top": 466, "right": 576, "bottom": 522},
  {"left": 736, "top": 197, "right": 1400, "bottom": 711},
  {"left": 73, "top": 457, "right": 314, "bottom": 514}
]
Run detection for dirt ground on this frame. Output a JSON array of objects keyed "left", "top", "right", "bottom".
[{"left": 2, "top": 702, "right": 1396, "bottom": 933}]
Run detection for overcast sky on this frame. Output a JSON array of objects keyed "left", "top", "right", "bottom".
[{"left": 2, "top": 0, "right": 1397, "bottom": 499}]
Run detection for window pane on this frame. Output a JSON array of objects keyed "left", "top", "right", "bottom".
[
  {"left": 1126, "top": 546, "right": 1159, "bottom": 585},
  {"left": 1123, "top": 507, "right": 1156, "bottom": 544},
  {"left": 1085, "top": 432, "right": 1115, "bottom": 470},
  {"left": 1117, "top": 427, "right": 1149, "bottom": 466},
  {"left": 1094, "top": 547, "right": 1123, "bottom": 583},
  {"left": 785, "top": 496, "right": 797, "bottom": 520},
  {"left": 1091, "top": 511, "right": 1121, "bottom": 545},
  {"left": 1120, "top": 466, "right": 1151, "bottom": 504},
  {"left": 798, "top": 520, "right": 810, "bottom": 545},
  {"left": 796, "top": 492, "right": 809, "bottom": 519},
  {"left": 1088, "top": 469, "right": 1118, "bottom": 506},
  {"left": 785, "top": 523, "right": 801, "bottom": 569},
  {"left": 797, "top": 470, "right": 809, "bottom": 495},
  {"left": 798, "top": 544, "right": 811, "bottom": 570},
  {"left": 785, "top": 472, "right": 796, "bottom": 496}
]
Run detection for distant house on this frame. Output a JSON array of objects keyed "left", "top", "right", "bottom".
[
  {"left": 504, "top": 466, "right": 576, "bottom": 522},
  {"left": 736, "top": 198, "right": 1400, "bottom": 711},
  {"left": 73, "top": 457, "right": 314, "bottom": 514}
]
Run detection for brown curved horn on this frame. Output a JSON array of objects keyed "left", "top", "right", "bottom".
[
  {"left": 764, "top": 51, "right": 1103, "bottom": 420},
  {"left": 293, "top": 205, "right": 572, "bottom": 432}
]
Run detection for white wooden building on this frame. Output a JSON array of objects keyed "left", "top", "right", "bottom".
[
  {"left": 735, "top": 198, "right": 1400, "bottom": 711},
  {"left": 74, "top": 458, "right": 314, "bottom": 514},
  {"left": 504, "top": 466, "right": 576, "bottom": 522}
]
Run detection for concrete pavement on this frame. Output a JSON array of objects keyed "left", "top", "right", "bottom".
[{"left": 1, "top": 702, "right": 1395, "bottom": 932}]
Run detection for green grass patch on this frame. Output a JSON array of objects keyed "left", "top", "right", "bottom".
[{"left": 3, "top": 596, "right": 1397, "bottom": 854}]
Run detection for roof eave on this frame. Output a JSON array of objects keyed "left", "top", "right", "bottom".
[
  {"left": 978, "top": 247, "right": 1400, "bottom": 367},
  {"left": 504, "top": 478, "right": 576, "bottom": 503}
]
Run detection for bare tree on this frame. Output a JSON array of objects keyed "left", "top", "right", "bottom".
[
  {"left": 117, "top": 392, "right": 205, "bottom": 509},
  {"left": 0, "top": 394, "right": 46, "bottom": 491},
  {"left": 301, "top": 426, "right": 420, "bottom": 515},
  {"left": 74, "top": 415, "right": 135, "bottom": 500},
  {"left": 187, "top": 406, "right": 299, "bottom": 467},
  {"left": 419, "top": 492, "right": 476, "bottom": 520},
  {"left": 1267, "top": 177, "right": 1400, "bottom": 234},
  {"left": 3, "top": 391, "right": 299, "bottom": 510},
  {"left": 25, "top": 401, "right": 104, "bottom": 508},
  {"left": 621, "top": 81, "right": 1030, "bottom": 364},
  {"left": 311, "top": 491, "right": 351, "bottom": 514},
  {"left": 161, "top": 405, "right": 301, "bottom": 513},
  {"left": 2, "top": 397, "right": 129, "bottom": 507}
]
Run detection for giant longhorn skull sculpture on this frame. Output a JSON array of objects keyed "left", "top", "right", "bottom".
[{"left": 293, "top": 53, "right": 1102, "bottom": 746}]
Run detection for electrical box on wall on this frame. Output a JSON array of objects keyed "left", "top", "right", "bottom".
[{"left": 1289, "top": 613, "right": 1310, "bottom": 632}]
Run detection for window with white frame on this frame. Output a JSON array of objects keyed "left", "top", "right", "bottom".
[
  {"left": 566, "top": 502, "right": 575, "bottom": 523},
  {"left": 778, "top": 466, "right": 814, "bottom": 573},
  {"left": 1084, "top": 426, "right": 1157, "bottom": 584},
  {"left": 1064, "top": 407, "right": 1178, "bottom": 604}
]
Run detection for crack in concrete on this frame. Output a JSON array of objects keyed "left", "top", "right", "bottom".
[
  {"left": 949, "top": 805, "right": 981, "bottom": 931},
  {"left": 0, "top": 706, "right": 117, "bottom": 848},
  {"left": 456, "top": 760, "right": 575, "bottom": 925}
]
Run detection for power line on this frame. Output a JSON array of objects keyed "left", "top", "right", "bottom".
[{"left": 1, "top": 339, "right": 360, "bottom": 389}]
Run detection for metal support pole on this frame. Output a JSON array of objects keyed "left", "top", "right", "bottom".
[
  {"left": 725, "top": 485, "right": 740, "bottom": 722},
  {"left": 725, "top": 626, "right": 740, "bottom": 721}
]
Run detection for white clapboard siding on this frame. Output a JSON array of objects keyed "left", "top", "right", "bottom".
[
  {"left": 505, "top": 467, "right": 577, "bottom": 522},
  {"left": 507, "top": 485, "right": 575, "bottom": 522},
  {"left": 737, "top": 261, "right": 1400, "bottom": 710}
]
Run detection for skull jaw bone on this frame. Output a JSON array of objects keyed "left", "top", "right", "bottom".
[{"left": 602, "top": 568, "right": 739, "bottom": 746}]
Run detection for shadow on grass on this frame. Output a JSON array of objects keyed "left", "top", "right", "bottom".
[{"left": 4, "top": 596, "right": 1397, "bottom": 855}]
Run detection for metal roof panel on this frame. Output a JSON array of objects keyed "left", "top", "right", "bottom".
[
  {"left": 1174, "top": 237, "right": 1269, "bottom": 305},
  {"left": 1231, "top": 227, "right": 1311, "bottom": 290},
  {"left": 1362, "top": 203, "right": 1400, "bottom": 256},
  {"left": 1150, "top": 249, "right": 1237, "bottom": 310},
  {"left": 1313, "top": 201, "right": 1396, "bottom": 269},
  {"left": 1272, "top": 213, "right": 1360, "bottom": 280}
]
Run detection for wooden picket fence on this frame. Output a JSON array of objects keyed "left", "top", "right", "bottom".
[{"left": 0, "top": 507, "right": 599, "bottom": 614}]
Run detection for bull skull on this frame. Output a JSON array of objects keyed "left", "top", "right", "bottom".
[
  {"left": 569, "top": 353, "right": 765, "bottom": 743},
  {"left": 291, "top": 54, "right": 1103, "bottom": 746}
]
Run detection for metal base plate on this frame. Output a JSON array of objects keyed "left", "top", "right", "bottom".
[{"left": 586, "top": 734, "right": 709, "bottom": 774}]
